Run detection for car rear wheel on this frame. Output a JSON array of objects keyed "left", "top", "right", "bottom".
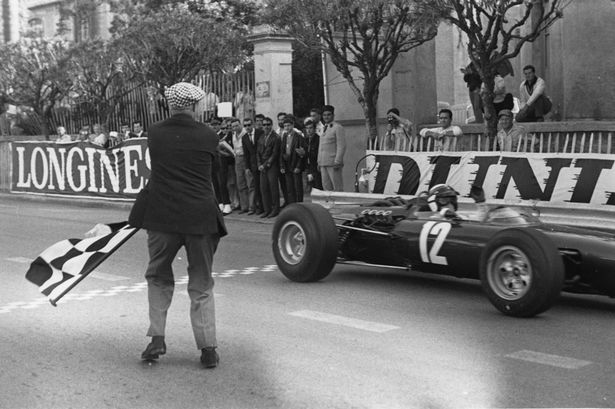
[
  {"left": 479, "top": 228, "right": 564, "bottom": 317},
  {"left": 272, "top": 203, "right": 338, "bottom": 282}
]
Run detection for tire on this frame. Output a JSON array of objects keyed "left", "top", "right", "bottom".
[
  {"left": 272, "top": 203, "right": 338, "bottom": 282},
  {"left": 479, "top": 228, "right": 564, "bottom": 317}
]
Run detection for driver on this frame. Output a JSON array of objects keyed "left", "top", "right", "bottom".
[{"left": 420, "top": 184, "right": 488, "bottom": 221}]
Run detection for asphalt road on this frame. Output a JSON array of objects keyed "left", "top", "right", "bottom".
[{"left": 0, "top": 196, "right": 613, "bottom": 409}]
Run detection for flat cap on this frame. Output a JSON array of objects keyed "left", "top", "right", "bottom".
[
  {"left": 498, "top": 109, "right": 513, "bottom": 118},
  {"left": 165, "top": 82, "right": 205, "bottom": 110}
]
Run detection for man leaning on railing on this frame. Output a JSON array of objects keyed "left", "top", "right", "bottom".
[{"left": 419, "top": 108, "right": 463, "bottom": 151}]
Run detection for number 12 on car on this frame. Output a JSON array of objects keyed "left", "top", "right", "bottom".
[{"left": 419, "top": 221, "right": 452, "bottom": 265}]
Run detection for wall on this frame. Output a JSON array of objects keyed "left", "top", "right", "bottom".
[
  {"left": 558, "top": 0, "right": 615, "bottom": 120},
  {"left": 324, "top": 40, "right": 437, "bottom": 190}
]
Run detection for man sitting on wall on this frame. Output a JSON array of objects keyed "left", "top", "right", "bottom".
[
  {"left": 516, "top": 65, "right": 551, "bottom": 122},
  {"left": 419, "top": 109, "right": 462, "bottom": 151}
]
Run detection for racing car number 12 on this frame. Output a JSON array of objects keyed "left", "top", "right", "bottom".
[{"left": 419, "top": 221, "right": 452, "bottom": 265}]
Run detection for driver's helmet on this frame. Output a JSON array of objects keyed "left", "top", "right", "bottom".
[{"left": 427, "top": 184, "right": 459, "bottom": 212}]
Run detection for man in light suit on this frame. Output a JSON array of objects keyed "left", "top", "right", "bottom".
[
  {"left": 317, "top": 105, "right": 346, "bottom": 191},
  {"left": 128, "top": 82, "right": 227, "bottom": 368}
]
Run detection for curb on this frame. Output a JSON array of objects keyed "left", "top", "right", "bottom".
[{"left": 0, "top": 192, "right": 278, "bottom": 224}]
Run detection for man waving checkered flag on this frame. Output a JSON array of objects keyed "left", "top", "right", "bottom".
[{"left": 25, "top": 222, "right": 138, "bottom": 306}]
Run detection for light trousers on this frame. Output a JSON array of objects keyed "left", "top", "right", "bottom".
[
  {"left": 234, "top": 155, "right": 250, "bottom": 211},
  {"left": 145, "top": 230, "right": 220, "bottom": 350},
  {"left": 320, "top": 166, "right": 344, "bottom": 191}
]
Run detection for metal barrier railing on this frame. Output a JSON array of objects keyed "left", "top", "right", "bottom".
[{"left": 369, "top": 123, "right": 615, "bottom": 154}]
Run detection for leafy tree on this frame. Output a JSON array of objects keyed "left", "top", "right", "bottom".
[
  {"left": 0, "top": 39, "right": 73, "bottom": 137},
  {"left": 68, "top": 39, "right": 143, "bottom": 128},
  {"left": 265, "top": 0, "right": 445, "bottom": 144},
  {"left": 438, "top": 0, "right": 570, "bottom": 138},
  {"left": 110, "top": 2, "right": 250, "bottom": 96}
]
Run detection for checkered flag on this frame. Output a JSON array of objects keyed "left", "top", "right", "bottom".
[{"left": 25, "top": 222, "right": 139, "bottom": 306}]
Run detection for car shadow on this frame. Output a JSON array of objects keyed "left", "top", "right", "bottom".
[{"left": 326, "top": 264, "right": 615, "bottom": 314}]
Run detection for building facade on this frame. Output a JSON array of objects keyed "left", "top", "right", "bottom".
[{"left": 0, "top": 0, "right": 112, "bottom": 43}]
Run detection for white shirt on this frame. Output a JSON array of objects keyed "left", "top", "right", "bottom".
[
  {"left": 233, "top": 130, "right": 246, "bottom": 156},
  {"left": 419, "top": 125, "right": 463, "bottom": 151}
]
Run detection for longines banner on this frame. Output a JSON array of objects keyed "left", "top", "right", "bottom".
[
  {"left": 365, "top": 150, "right": 615, "bottom": 208},
  {"left": 11, "top": 139, "right": 150, "bottom": 200}
]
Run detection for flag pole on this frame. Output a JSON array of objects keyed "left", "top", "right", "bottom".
[{"left": 49, "top": 227, "right": 140, "bottom": 306}]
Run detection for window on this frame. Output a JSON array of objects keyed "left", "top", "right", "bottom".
[{"left": 28, "top": 18, "right": 43, "bottom": 37}]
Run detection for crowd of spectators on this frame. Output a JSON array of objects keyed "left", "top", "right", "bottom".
[
  {"left": 53, "top": 121, "right": 148, "bottom": 147},
  {"left": 377, "top": 63, "right": 549, "bottom": 153},
  {"left": 206, "top": 105, "right": 346, "bottom": 218},
  {"left": 50, "top": 105, "right": 347, "bottom": 218}
]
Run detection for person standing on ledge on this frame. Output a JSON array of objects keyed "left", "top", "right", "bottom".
[
  {"left": 128, "top": 82, "right": 227, "bottom": 368},
  {"left": 318, "top": 104, "right": 346, "bottom": 191}
]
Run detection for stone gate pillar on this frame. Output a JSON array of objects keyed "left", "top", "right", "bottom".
[{"left": 248, "top": 25, "right": 294, "bottom": 120}]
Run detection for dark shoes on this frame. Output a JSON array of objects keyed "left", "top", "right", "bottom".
[
  {"left": 260, "top": 211, "right": 270, "bottom": 218},
  {"left": 247, "top": 210, "right": 256, "bottom": 215},
  {"left": 201, "top": 347, "right": 219, "bottom": 369},
  {"left": 267, "top": 210, "right": 280, "bottom": 218},
  {"left": 141, "top": 336, "right": 166, "bottom": 360}
]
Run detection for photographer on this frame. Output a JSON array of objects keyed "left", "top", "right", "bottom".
[{"left": 383, "top": 108, "right": 413, "bottom": 151}]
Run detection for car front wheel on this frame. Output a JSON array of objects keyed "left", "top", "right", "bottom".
[{"left": 272, "top": 203, "right": 338, "bottom": 282}]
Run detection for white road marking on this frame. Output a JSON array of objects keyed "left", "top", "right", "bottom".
[
  {"left": 0, "top": 265, "right": 276, "bottom": 314},
  {"left": 90, "top": 271, "right": 130, "bottom": 281},
  {"left": 289, "top": 310, "right": 400, "bottom": 333},
  {"left": 6, "top": 257, "right": 33, "bottom": 264},
  {"left": 505, "top": 350, "right": 592, "bottom": 369}
]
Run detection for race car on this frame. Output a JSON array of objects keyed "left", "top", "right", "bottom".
[{"left": 271, "top": 190, "right": 615, "bottom": 317}]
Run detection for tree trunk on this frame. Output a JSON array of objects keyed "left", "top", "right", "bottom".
[
  {"left": 480, "top": 75, "right": 498, "bottom": 147},
  {"left": 362, "top": 84, "right": 380, "bottom": 149},
  {"left": 40, "top": 106, "right": 52, "bottom": 139},
  {"left": 363, "top": 99, "right": 379, "bottom": 149}
]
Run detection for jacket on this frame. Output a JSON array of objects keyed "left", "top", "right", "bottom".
[
  {"left": 317, "top": 121, "right": 346, "bottom": 167},
  {"left": 242, "top": 128, "right": 263, "bottom": 172},
  {"left": 257, "top": 130, "right": 280, "bottom": 170},
  {"left": 128, "top": 113, "right": 227, "bottom": 237},
  {"left": 280, "top": 130, "right": 306, "bottom": 172}
]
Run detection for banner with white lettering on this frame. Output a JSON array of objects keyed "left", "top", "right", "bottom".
[
  {"left": 365, "top": 151, "right": 615, "bottom": 208},
  {"left": 11, "top": 140, "right": 150, "bottom": 199}
]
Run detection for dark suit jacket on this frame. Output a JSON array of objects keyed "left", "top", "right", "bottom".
[
  {"left": 242, "top": 128, "right": 263, "bottom": 172},
  {"left": 280, "top": 130, "right": 306, "bottom": 172},
  {"left": 305, "top": 133, "right": 319, "bottom": 175},
  {"left": 257, "top": 130, "right": 280, "bottom": 170},
  {"left": 128, "top": 113, "right": 227, "bottom": 237},
  {"left": 128, "top": 131, "right": 147, "bottom": 139}
]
